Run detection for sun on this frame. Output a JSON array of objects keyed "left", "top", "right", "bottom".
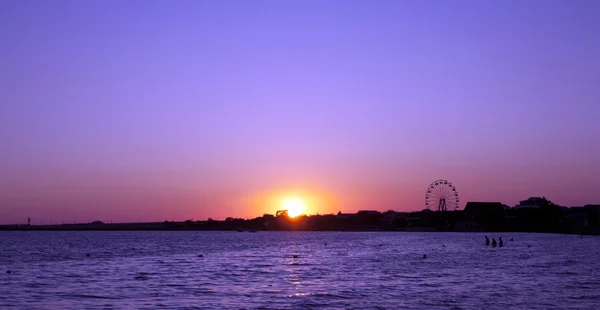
[{"left": 282, "top": 197, "right": 306, "bottom": 218}]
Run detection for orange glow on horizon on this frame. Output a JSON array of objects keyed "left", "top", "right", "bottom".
[
  {"left": 282, "top": 196, "right": 306, "bottom": 218},
  {"left": 251, "top": 187, "right": 338, "bottom": 218}
]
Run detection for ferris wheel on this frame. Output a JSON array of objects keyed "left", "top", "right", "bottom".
[{"left": 425, "top": 179, "right": 459, "bottom": 211}]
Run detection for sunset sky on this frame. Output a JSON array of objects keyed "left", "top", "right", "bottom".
[{"left": 1, "top": 0, "right": 599, "bottom": 224}]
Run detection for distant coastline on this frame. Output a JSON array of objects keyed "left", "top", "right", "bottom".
[
  {"left": 1, "top": 222, "right": 598, "bottom": 235},
  {"left": 3, "top": 203, "right": 600, "bottom": 235}
]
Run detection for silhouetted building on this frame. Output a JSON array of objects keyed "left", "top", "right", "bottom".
[
  {"left": 357, "top": 210, "right": 381, "bottom": 227},
  {"left": 561, "top": 213, "right": 589, "bottom": 233},
  {"left": 357, "top": 210, "right": 381, "bottom": 215},
  {"left": 455, "top": 220, "right": 480, "bottom": 230},
  {"left": 262, "top": 214, "right": 275, "bottom": 221},
  {"left": 585, "top": 205, "right": 600, "bottom": 227},
  {"left": 464, "top": 202, "right": 505, "bottom": 218},
  {"left": 336, "top": 211, "right": 355, "bottom": 220},
  {"left": 464, "top": 202, "right": 506, "bottom": 231},
  {"left": 514, "top": 197, "right": 553, "bottom": 209},
  {"left": 378, "top": 211, "right": 408, "bottom": 229}
]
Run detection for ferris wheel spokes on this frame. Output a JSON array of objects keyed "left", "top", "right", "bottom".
[{"left": 425, "top": 179, "right": 460, "bottom": 211}]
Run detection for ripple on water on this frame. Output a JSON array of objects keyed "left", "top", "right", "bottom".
[{"left": 0, "top": 231, "right": 599, "bottom": 309}]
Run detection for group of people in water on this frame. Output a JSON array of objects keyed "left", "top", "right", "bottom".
[{"left": 485, "top": 235, "right": 511, "bottom": 247}]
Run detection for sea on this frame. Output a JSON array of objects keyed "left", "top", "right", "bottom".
[{"left": 1, "top": 231, "right": 599, "bottom": 309}]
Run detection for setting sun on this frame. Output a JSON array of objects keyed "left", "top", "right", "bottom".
[
  {"left": 282, "top": 197, "right": 306, "bottom": 218},
  {"left": 252, "top": 187, "right": 338, "bottom": 219}
]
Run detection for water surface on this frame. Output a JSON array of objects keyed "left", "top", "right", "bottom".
[{"left": 1, "top": 232, "right": 599, "bottom": 309}]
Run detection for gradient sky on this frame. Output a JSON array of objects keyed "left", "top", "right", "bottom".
[{"left": 1, "top": 0, "right": 599, "bottom": 224}]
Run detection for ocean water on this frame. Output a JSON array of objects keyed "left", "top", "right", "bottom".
[{"left": 0, "top": 231, "right": 599, "bottom": 309}]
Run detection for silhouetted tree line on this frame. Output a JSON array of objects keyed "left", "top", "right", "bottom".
[
  {"left": 462, "top": 202, "right": 600, "bottom": 235},
  {"left": 2, "top": 204, "right": 599, "bottom": 235},
  {"left": 158, "top": 204, "right": 600, "bottom": 235}
]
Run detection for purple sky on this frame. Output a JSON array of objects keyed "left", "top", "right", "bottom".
[{"left": 1, "top": 0, "right": 599, "bottom": 224}]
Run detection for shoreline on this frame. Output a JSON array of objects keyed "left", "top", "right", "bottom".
[{"left": 1, "top": 223, "right": 599, "bottom": 235}]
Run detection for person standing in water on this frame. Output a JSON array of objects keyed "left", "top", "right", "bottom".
[
  {"left": 499, "top": 237, "right": 504, "bottom": 247},
  {"left": 485, "top": 236, "right": 490, "bottom": 246},
  {"left": 492, "top": 238, "right": 497, "bottom": 247}
]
